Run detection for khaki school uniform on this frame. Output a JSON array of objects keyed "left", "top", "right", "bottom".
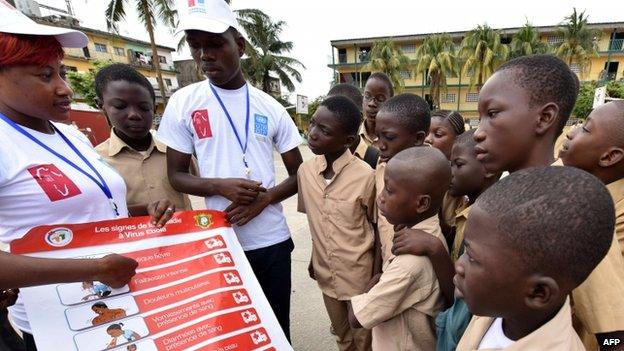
[
  {"left": 549, "top": 161, "right": 624, "bottom": 350},
  {"left": 359, "top": 124, "right": 377, "bottom": 147},
  {"left": 441, "top": 192, "right": 467, "bottom": 229},
  {"left": 351, "top": 222, "right": 446, "bottom": 351},
  {"left": 297, "top": 150, "right": 375, "bottom": 351},
  {"left": 353, "top": 136, "right": 369, "bottom": 160},
  {"left": 95, "top": 130, "right": 192, "bottom": 211},
  {"left": 607, "top": 177, "right": 624, "bottom": 258},
  {"left": 451, "top": 203, "right": 471, "bottom": 262},
  {"left": 375, "top": 162, "right": 447, "bottom": 266},
  {"left": 457, "top": 298, "right": 584, "bottom": 350}
]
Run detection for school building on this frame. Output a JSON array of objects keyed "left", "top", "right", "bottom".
[
  {"left": 34, "top": 15, "right": 179, "bottom": 113},
  {"left": 328, "top": 21, "right": 624, "bottom": 123}
]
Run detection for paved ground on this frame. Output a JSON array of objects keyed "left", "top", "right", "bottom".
[{"left": 191, "top": 145, "right": 336, "bottom": 351}]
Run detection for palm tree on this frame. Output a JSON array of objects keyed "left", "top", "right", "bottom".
[
  {"left": 554, "top": 8, "right": 600, "bottom": 74},
  {"left": 414, "top": 34, "right": 459, "bottom": 108},
  {"left": 510, "top": 22, "right": 550, "bottom": 58},
  {"left": 241, "top": 13, "right": 305, "bottom": 93},
  {"left": 459, "top": 24, "right": 509, "bottom": 90},
  {"left": 366, "top": 39, "right": 411, "bottom": 93},
  {"left": 106, "top": 0, "right": 175, "bottom": 105}
]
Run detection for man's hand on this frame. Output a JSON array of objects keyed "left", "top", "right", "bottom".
[
  {"left": 225, "top": 192, "right": 271, "bottom": 226},
  {"left": 216, "top": 179, "right": 266, "bottom": 205},
  {"left": 95, "top": 254, "right": 139, "bottom": 289},
  {"left": 146, "top": 199, "right": 175, "bottom": 228},
  {"left": 392, "top": 227, "right": 436, "bottom": 256},
  {"left": 0, "top": 289, "right": 18, "bottom": 309}
]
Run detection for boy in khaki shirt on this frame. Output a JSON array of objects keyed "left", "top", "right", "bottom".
[
  {"left": 298, "top": 96, "right": 375, "bottom": 351},
  {"left": 559, "top": 100, "right": 624, "bottom": 349},
  {"left": 371, "top": 93, "right": 432, "bottom": 267},
  {"left": 348, "top": 147, "right": 450, "bottom": 350},
  {"left": 455, "top": 167, "right": 614, "bottom": 350},
  {"left": 94, "top": 64, "right": 192, "bottom": 213},
  {"left": 473, "top": 54, "right": 624, "bottom": 350}
]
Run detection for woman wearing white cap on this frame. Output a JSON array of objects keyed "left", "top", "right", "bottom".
[{"left": 0, "top": 3, "right": 175, "bottom": 349}]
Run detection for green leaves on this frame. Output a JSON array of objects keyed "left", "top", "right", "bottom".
[{"left": 367, "top": 39, "right": 411, "bottom": 93}]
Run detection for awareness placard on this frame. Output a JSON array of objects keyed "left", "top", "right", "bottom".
[{"left": 11, "top": 210, "right": 292, "bottom": 351}]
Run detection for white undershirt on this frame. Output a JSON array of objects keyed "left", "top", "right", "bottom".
[{"left": 478, "top": 318, "right": 515, "bottom": 349}]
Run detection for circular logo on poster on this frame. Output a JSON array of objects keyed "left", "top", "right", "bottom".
[{"left": 45, "top": 228, "right": 73, "bottom": 247}]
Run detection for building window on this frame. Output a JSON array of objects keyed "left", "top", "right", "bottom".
[
  {"left": 164, "top": 78, "right": 172, "bottom": 86},
  {"left": 338, "top": 48, "right": 347, "bottom": 63},
  {"left": 441, "top": 93, "right": 456, "bottom": 103},
  {"left": 547, "top": 35, "right": 564, "bottom": 45},
  {"left": 570, "top": 62, "right": 581, "bottom": 74},
  {"left": 114, "top": 47, "right": 125, "bottom": 56},
  {"left": 65, "top": 66, "right": 77, "bottom": 72},
  {"left": 401, "top": 43, "right": 416, "bottom": 53},
  {"left": 158, "top": 55, "right": 167, "bottom": 64},
  {"left": 94, "top": 43, "right": 107, "bottom": 53},
  {"left": 466, "top": 92, "right": 479, "bottom": 102},
  {"left": 399, "top": 70, "right": 412, "bottom": 79},
  {"left": 358, "top": 47, "right": 371, "bottom": 62}
]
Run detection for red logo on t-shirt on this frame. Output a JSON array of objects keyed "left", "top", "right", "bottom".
[
  {"left": 28, "top": 164, "right": 82, "bottom": 202},
  {"left": 191, "top": 109, "right": 213, "bottom": 139}
]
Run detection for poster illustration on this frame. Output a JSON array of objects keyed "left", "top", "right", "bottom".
[{"left": 11, "top": 210, "right": 291, "bottom": 351}]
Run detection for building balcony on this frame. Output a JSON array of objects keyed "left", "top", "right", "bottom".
[{"left": 607, "top": 39, "right": 624, "bottom": 52}]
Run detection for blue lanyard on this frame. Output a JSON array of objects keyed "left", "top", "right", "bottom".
[
  {"left": 0, "top": 112, "right": 119, "bottom": 216},
  {"left": 209, "top": 83, "right": 251, "bottom": 177}
]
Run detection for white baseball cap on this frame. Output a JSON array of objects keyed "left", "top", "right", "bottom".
[
  {"left": 175, "top": 0, "right": 238, "bottom": 35},
  {"left": 0, "top": 0, "right": 88, "bottom": 48}
]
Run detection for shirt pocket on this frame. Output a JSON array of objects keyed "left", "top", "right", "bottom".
[{"left": 332, "top": 199, "right": 364, "bottom": 231}]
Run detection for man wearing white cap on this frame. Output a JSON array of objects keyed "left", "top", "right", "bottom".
[{"left": 157, "top": 0, "right": 303, "bottom": 340}]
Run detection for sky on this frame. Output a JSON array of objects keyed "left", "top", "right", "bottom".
[{"left": 38, "top": 0, "right": 622, "bottom": 102}]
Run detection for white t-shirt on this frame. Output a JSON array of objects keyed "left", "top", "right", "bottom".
[
  {"left": 0, "top": 121, "right": 128, "bottom": 333},
  {"left": 157, "top": 81, "right": 301, "bottom": 251},
  {"left": 478, "top": 317, "right": 515, "bottom": 349}
]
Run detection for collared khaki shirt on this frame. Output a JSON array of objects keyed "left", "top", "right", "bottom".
[
  {"left": 457, "top": 299, "right": 584, "bottom": 351},
  {"left": 95, "top": 130, "right": 192, "bottom": 211},
  {"left": 351, "top": 223, "right": 445, "bottom": 351},
  {"left": 297, "top": 150, "right": 376, "bottom": 300},
  {"left": 441, "top": 192, "right": 468, "bottom": 229},
  {"left": 452, "top": 203, "right": 472, "bottom": 262},
  {"left": 549, "top": 160, "right": 624, "bottom": 350},
  {"left": 375, "top": 162, "right": 447, "bottom": 266},
  {"left": 359, "top": 123, "right": 377, "bottom": 147},
  {"left": 353, "top": 136, "right": 369, "bottom": 160}
]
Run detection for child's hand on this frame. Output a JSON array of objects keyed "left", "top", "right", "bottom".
[
  {"left": 147, "top": 199, "right": 175, "bottom": 228},
  {"left": 308, "top": 260, "right": 316, "bottom": 280},
  {"left": 392, "top": 227, "right": 436, "bottom": 257},
  {"left": 96, "top": 254, "right": 139, "bottom": 288}
]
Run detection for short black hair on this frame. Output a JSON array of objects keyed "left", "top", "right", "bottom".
[
  {"left": 319, "top": 95, "right": 362, "bottom": 136},
  {"left": 476, "top": 166, "right": 614, "bottom": 287},
  {"left": 431, "top": 109, "right": 465, "bottom": 135},
  {"left": 497, "top": 55, "right": 579, "bottom": 137},
  {"left": 327, "top": 83, "right": 363, "bottom": 111},
  {"left": 95, "top": 63, "right": 156, "bottom": 102},
  {"left": 368, "top": 72, "right": 394, "bottom": 97},
  {"left": 92, "top": 302, "right": 107, "bottom": 309},
  {"left": 378, "top": 93, "right": 431, "bottom": 134},
  {"left": 454, "top": 129, "right": 477, "bottom": 149},
  {"left": 391, "top": 146, "right": 451, "bottom": 212}
]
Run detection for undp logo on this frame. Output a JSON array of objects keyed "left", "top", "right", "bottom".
[
  {"left": 45, "top": 227, "right": 73, "bottom": 247},
  {"left": 188, "top": 0, "right": 205, "bottom": 7}
]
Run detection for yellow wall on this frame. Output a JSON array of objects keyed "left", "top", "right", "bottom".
[{"left": 333, "top": 26, "right": 624, "bottom": 120}]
